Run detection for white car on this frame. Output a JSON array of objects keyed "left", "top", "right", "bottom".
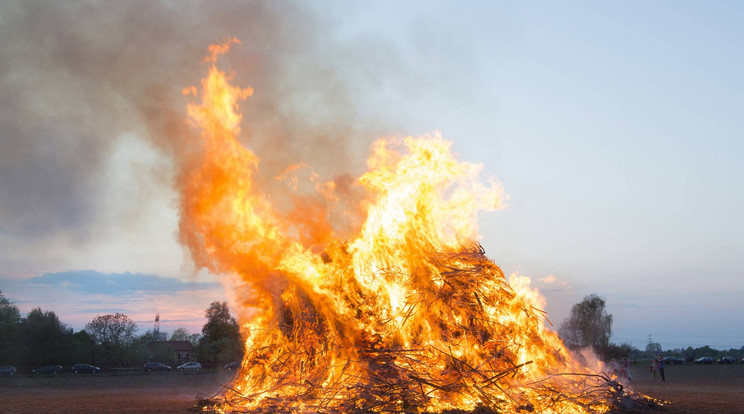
[{"left": 176, "top": 362, "right": 202, "bottom": 372}]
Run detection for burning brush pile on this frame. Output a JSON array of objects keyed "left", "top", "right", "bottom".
[
  {"left": 178, "top": 39, "right": 648, "bottom": 414},
  {"left": 212, "top": 245, "right": 622, "bottom": 414}
]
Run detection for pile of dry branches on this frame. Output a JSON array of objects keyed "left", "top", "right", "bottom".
[{"left": 200, "top": 244, "right": 647, "bottom": 413}]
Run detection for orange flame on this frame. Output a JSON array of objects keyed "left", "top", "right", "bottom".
[{"left": 179, "top": 40, "right": 614, "bottom": 414}]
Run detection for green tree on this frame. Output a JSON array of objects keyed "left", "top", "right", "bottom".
[
  {"left": 202, "top": 302, "right": 239, "bottom": 341},
  {"left": 0, "top": 291, "right": 22, "bottom": 364},
  {"left": 21, "top": 307, "right": 72, "bottom": 365},
  {"left": 0, "top": 291, "right": 20, "bottom": 326},
  {"left": 85, "top": 313, "right": 138, "bottom": 365},
  {"left": 558, "top": 294, "right": 613, "bottom": 353},
  {"left": 197, "top": 302, "right": 241, "bottom": 362},
  {"left": 692, "top": 345, "right": 716, "bottom": 360},
  {"left": 64, "top": 330, "right": 96, "bottom": 364}
]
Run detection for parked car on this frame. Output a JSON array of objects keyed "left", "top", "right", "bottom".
[
  {"left": 176, "top": 362, "right": 201, "bottom": 372},
  {"left": 662, "top": 357, "right": 686, "bottom": 365},
  {"left": 695, "top": 357, "right": 715, "bottom": 364},
  {"left": 0, "top": 366, "right": 16, "bottom": 376},
  {"left": 72, "top": 363, "right": 101, "bottom": 373},
  {"left": 32, "top": 365, "right": 63, "bottom": 374},
  {"left": 143, "top": 362, "right": 172, "bottom": 372},
  {"left": 224, "top": 361, "right": 240, "bottom": 370},
  {"left": 717, "top": 356, "right": 736, "bottom": 364}
]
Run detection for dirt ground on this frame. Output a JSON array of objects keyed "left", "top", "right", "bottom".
[
  {"left": 626, "top": 362, "right": 744, "bottom": 413},
  {"left": 1, "top": 363, "right": 743, "bottom": 413},
  {"left": 0, "top": 370, "right": 235, "bottom": 413}
]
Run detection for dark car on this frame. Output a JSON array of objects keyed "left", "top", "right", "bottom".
[
  {"left": 662, "top": 357, "right": 685, "bottom": 365},
  {"left": 143, "top": 362, "right": 172, "bottom": 372},
  {"left": 0, "top": 366, "right": 16, "bottom": 376},
  {"left": 224, "top": 361, "right": 240, "bottom": 370},
  {"left": 695, "top": 357, "right": 715, "bottom": 364},
  {"left": 72, "top": 363, "right": 101, "bottom": 373},
  {"left": 32, "top": 365, "right": 63, "bottom": 374},
  {"left": 717, "top": 356, "right": 736, "bottom": 364}
]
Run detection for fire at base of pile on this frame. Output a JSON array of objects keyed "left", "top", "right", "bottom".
[{"left": 197, "top": 245, "right": 652, "bottom": 414}]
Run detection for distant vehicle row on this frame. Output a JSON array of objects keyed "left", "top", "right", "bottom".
[
  {"left": 143, "top": 361, "right": 203, "bottom": 372},
  {"left": 0, "top": 362, "right": 210, "bottom": 375},
  {"left": 29, "top": 364, "right": 99, "bottom": 374},
  {"left": 657, "top": 356, "right": 743, "bottom": 365},
  {"left": 693, "top": 356, "right": 739, "bottom": 364}
]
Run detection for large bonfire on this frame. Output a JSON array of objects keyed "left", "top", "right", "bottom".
[{"left": 178, "top": 39, "right": 625, "bottom": 413}]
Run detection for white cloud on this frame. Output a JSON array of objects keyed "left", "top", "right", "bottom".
[{"left": 538, "top": 274, "right": 572, "bottom": 291}]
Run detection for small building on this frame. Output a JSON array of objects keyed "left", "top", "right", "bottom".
[{"left": 147, "top": 340, "right": 196, "bottom": 364}]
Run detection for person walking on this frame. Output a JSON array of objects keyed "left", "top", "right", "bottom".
[
  {"left": 621, "top": 357, "right": 632, "bottom": 381},
  {"left": 656, "top": 355, "right": 665, "bottom": 382}
]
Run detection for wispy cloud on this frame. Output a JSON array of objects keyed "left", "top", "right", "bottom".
[
  {"left": 23, "top": 270, "right": 217, "bottom": 295},
  {"left": 1, "top": 271, "right": 226, "bottom": 335}
]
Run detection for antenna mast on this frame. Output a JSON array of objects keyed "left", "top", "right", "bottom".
[{"left": 154, "top": 313, "right": 162, "bottom": 341}]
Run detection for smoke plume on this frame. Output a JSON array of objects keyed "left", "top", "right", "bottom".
[{"left": 0, "top": 1, "right": 400, "bottom": 274}]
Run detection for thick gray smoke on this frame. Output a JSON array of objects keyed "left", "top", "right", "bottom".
[{"left": 0, "top": 1, "right": 406, "bottom": 275}]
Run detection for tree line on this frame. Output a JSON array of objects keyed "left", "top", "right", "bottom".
[
  {"left": 0, "top": 290, "right": 242, "bottom": 368},
  {"left": 558, "top": 293, "right": 744, "bottom": 361},
  {"left": 4, "top": 289, "right": 740, "bottom": 369}
]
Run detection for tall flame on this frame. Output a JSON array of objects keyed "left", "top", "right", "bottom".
[{"left": 179, "top": 40, "right": 615, "bottom": 414}]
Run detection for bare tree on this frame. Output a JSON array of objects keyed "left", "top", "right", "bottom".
[
  {"left": 85, "top": 313, "right": 137, "bottom": 364},
  {"left": 169, "top": 327, "right": 200, "bottom": 345},
  {"left": 559, "top": 294, "right": 612, "bottom": 352},
  {"left": 169, "top": 327, "right": 190, "bottom": 341}
]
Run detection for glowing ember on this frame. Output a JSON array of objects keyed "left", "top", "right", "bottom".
[{"left": 180, "top": 39, "right": 623, "bottom": 413}]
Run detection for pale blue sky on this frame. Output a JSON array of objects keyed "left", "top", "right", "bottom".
[
  {"left": 1, "top": 1, "right": 742, "bottom": 350},
  {"left": 312, "top": 1, "right": 744, "bottom": 350}
]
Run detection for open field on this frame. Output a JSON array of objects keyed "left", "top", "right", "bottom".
[
  {"left": 0, "top": 370, "right": 235, "bottom": 413},
  {"left": 1, "top": 363, "right": 743, "bottom": 413},
  {"left": 628, "top": 362, "right": 744, "bottom": 413}
]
